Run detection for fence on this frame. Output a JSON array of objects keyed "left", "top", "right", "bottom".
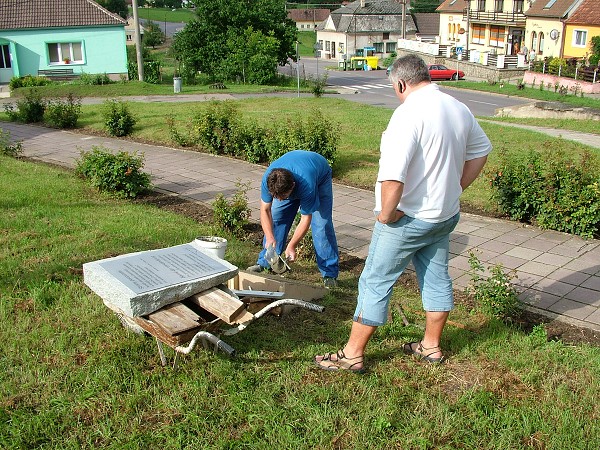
[{"left": 529, "top": 61, "right": 599, "bottom": 84}]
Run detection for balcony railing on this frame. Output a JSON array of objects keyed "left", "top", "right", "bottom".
[{"left": 463, "top": 9, "right": 526, "bottom": 26}]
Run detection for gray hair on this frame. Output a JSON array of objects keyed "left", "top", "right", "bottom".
[{"left": 388, "top": 54, "right": 431, "bottom": 86}]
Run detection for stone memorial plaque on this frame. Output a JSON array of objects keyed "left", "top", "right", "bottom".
[{"left": 83, "top": 241, "right": 238, "bottom": 317}]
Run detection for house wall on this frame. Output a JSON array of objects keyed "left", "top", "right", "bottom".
[
  {"left": 317, "top": 30, "right": 404, "bottom": 60},
  {"left": 525, "top": 18, "right": 564, "bottom": 59},
  {"left": 438, "top": 13, "right": 468, "bottom": 47},
  {"left": 0, "top": 26, "right": 127, "bottom": 80},
  {"left": 563, "top": 24, "right": 600, "bottom": 59},
  {"left": 296, "top": 20, "right": 319, "bottom": 31}
]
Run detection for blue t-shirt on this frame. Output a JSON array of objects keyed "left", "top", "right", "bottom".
[{"left": 261, "top": 150, "right": 332, "bottom": 215}]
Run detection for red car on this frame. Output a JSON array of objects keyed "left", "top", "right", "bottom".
[{"left": 428, "top": 64, "right": 464, "bottom": 81}]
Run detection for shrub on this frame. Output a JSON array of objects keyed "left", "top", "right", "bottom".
[
  {"left": 78, "top": 73, "right": 112, "bottom": 86},
  {"left": 212, "top": 181, "right": 251, "bottom": 236},
  {"left": 166, "top": 115, "right": 196, "bottom": 147},
  {"left": 310, "top": 73, "right": 328, "bottom": 98},
  {"left": 74, "top": 146, "right": 151, "bottom": 198},
  {"left": 0, "top": 129, "right": 23, "bottom": 157},
  {"left": 103, "top": 99, "right": 137, "bottom": 137},
  {"left": 489, "top": 149, "right": 600, "bottom": 238},
  {"left": 9, "top": 75, "right": 51, "bottom": 91},
  {"left": 44, "top": 93, "right": 82, "bottom": 129},
  {"left": 230, "top": 122, "right": 269, "bottom": 163},
  {"left": 466, "top": 252, "right": 521, "bottom": 322},
  {"left": 4, "top": 89, "right": 46, "bottom": 123},
  {"left": 194, "top": 100, "right": 238, "bottom": 155}
]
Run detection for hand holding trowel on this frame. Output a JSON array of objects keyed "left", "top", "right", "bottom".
[{"left": 265, "top": 244, "right": 291, "bottom": 274}]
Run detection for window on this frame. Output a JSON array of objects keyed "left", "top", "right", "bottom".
[
  {"left": 494, "top": 0, "right": 504, "bottom": 12},
  {"left": 573, "top": 29, "right": 587, "bottom": 47},
  {"left": 47, "top": 42, "right": 83, "bottom": 64},
  {"left": 374, "top": 42, "right": 384, "bottom": 53},
  {"left": 1, "top": 45, "right": 11, "bottom": 69},
  {"left": 325, "top": 41, "right": 331, "bottom": 51},
  {"left": 543, "top": 0, "right": 557, "bottom": 8},
  {"left": 538, "top": 32, "right": 544, "bottom": 54},
  {"left": 339, "top": 43, "right": 345, "bottom": 54},
  {"left": 531, "top": 31, "right": 537, "bottom": 51},
  {"left": 383, "top": 32, "right": 390, "bottom": 40},
  {"left": 126, "top": 34, "right": 133, "bottom": 42},
  {"left": 472, "top": 24, "right": 486, "bottom": 44},
  {"left": 477, "top": 0, "right": 486, "bottom": 11},
  {"left": 513, "top": 0, "right": 524, "bottom": 13},
  {"left": 386, "top": 42, "right": 396, "bottom": 53},
  {"left": 489, "top": 25, "right": 505, "bottom": 47}
]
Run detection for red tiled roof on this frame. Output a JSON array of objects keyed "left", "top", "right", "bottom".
[
  {"left": 0, "top": 0, "right": 125, "bottom": 30},
  {"left": 436, "top": 0, "right": 465, "bottom": 14},
  {"left": 288, "top": 8, "right": 330, "bottom": 22},
  {"left": 565, "top": 0, "right": 600, "bottom": 25},
  {"left": 525, "top": 0, "right": 580, "bottom": 18}
]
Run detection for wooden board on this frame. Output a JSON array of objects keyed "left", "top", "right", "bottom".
[
  {"left": 147, "top": 302, "right": 201, "bottom": 335},
  {"left": 228, "top": 271, "right": 328, "bottom": 302},
  {"left": 188, "top": 286, "right": 246, "bottom": 324}
]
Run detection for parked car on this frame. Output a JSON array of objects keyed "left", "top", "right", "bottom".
[
  {"left": 428, "top": 64, "right": 464, "bottom": 81},
  {"left": 386, "top": 64, "right": 393, "bottom": 76}
]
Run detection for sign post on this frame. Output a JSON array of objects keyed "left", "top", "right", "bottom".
[{"left": 455, "top": 46, "right": 463, "bottom": 80}]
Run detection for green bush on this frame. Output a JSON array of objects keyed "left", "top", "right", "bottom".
[
  {"left": 466, "top": 252, "right": 521, "bottom": 322},
  {"left": 9, "top": 75, "right": 51, "bottom": 91},
  {"left": 230, "top": 122, "right": 269, "bottom": 163},
  {"left": 78, "top": 73, "right": 112, "bottom": 85},
  {"left": 4, "top": 89, "right": 46, "bottom": 123},
  {"left": 0, "top": 129, "right": 23, "bottom": 157},
  {"left": 310, "top": 73, "right": 328, "bottom": 98},
  {"left": 103, "top": 99, "right": 137, "bottom": 137},
  {"left": 212, "top": 181, "right": 251, "bottom": 236},
  {"left": 74, "top": 146, "right": 152, "bottom": 198},
  {"left": 489, "top": 149, "right": 600, "bottom": 238},
  {"left": 194, "top": 100, "right": 238, "bottom": 155},
  {"left": 44, "top": 93, "right": 82, "bottom": 129}
]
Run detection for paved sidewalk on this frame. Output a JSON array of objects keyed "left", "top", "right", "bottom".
[{"left": 2, "top": 121, "right": 600, "bottom": 332}]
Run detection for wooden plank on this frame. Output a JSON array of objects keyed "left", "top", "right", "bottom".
[
  {"left": 232, "top": 289, "right": 285, "bottom": 300},
  {"left": 147, "top": 302, "right": 200, "bottom": 336},
  {"left": 236, "top": 271, "right": 328, "bottom": 301},
  {"left": 189, "top": 286, "right": 246, "bottom": 324}
]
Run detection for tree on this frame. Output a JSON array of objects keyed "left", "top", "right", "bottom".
[
  {"left": 97, "top": 0, "right": 128, "bottom": 20},
  {"left": 171, "top": 0, "right": 296, "bottom": 82},
  {"left": 410, "top": 0, "right": 442, "bottom": 13},
  {"left": 143, "top": 20, "right": 166, "bottom": 48}
]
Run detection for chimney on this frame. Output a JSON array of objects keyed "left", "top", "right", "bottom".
[{"left": 360, "top": 0, "right": 365, "bottom": 7}]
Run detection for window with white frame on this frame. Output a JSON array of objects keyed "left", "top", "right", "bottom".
[
  {"left": 538, "top": 32, "right": 544, "bottom": 54},
  {"left": 386, "top": 42, "right": 396, "bottom": 53},
  {"left": 47, "top": 42, "right": 83, "bottom": 64},
  {"left": 477, "top": 0, "right": 486, "bottom": 11},
  {"left": 573, "top": 29, "right": 587, "bottom": 47},
  {"left": 531, "top": 31, "right": 537, "bottom": 52},
  {"left": 494, "top": 0, "right": 504, "bottom": 12},
  {"left": 374, "top": 42, "right": 384, "bottom": 53}
]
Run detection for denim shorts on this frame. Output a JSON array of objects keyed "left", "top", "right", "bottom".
[{"left": 354, "top": 213, "right": 460, "bottom": 326}]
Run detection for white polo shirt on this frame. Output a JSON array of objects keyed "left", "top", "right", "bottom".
[{"left": 375, "top": 84, "right": 492, "bottom": 222}]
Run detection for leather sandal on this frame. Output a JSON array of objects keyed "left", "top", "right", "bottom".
[
  {"left": 314, "top": 349, "right": 365, "bottom": 373},
  {"left": 403, "top": 341, "right": 446, "bottom": 364}
]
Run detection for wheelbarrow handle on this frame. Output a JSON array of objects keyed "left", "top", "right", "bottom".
[{"left": 175, "top": 331, "right": 236, "bottom": 357}]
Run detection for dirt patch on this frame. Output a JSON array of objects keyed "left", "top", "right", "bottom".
[{"left": 137, "top": 190, "right": 600, "bottom": 347}]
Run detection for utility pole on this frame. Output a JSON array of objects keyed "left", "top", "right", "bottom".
[
  {"left": 131, "top": 0, "right": 144, "bottom": 81},
  {"left": 296, "top": 41, "right": 300, "bottom": 98},
  {"left": 465, "top": 0, "right": 470, "bottom": 62}
]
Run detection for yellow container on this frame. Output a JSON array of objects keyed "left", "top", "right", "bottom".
[{"left": 365, "top": 56, "right": 379, "bottom": 70}]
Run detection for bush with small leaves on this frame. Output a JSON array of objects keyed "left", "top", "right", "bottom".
[
  {"left": 195, "top": 100, "right": 238, "bottom": 155},
  {"left": 103, "top": 99, "right": 136, "bottom": 137},
  {"left": 212, "top": 181, "right": 251, "bottom": 236},
  {"left": 4, "top": 89, "right": 46, "bottom": 123},
  {"left": 44, "top": 93, "right": 82, "bottom": 129},
  {"left": 0, "top": 129, "right": 23, "bottom": 157},
  {"left": 74, "top": 146, "right": 151, "bottom": 198},
  {"left": 466, "top": 252, "right": 521, "bottom": 322}
]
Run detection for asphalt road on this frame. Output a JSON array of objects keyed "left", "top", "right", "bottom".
[{"left": 287, "top": 57, "right": 532, "bottom": 117}]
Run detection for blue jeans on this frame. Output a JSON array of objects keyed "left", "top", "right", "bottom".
[
  {"left": 257, "top": 181, "right": 339, "bottom": 279},
  {"left": 354, "top": 213, "right": 460, "bottom": 326}
]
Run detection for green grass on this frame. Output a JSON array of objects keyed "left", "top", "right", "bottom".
[
  {"left": 297, "top": 31, "right": 317, "bottom": 58},
  {"left": 51, "top": 96, "right": 595, "bottom": 215},
  {"left": 482, "top": 116, "right": 600, "bottom": 135},
  {"left": 444, "top": 80, "right": 600, "bottom": 109},
  {"left": 129, "top": 6, "right": 197, "bottom": 23},
  {"left": 1, "top": 155, "right": 599, "bottom": 448}
]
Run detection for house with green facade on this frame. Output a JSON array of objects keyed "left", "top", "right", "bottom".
[{"left": 0, "top": 0, "right": 128, "bottom": 85}]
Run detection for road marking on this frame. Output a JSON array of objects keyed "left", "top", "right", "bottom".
[
  {"left": 468, "top": 100, "right": 499, "bottom": 106},
  {"left": 363, "top": 84, "right": 386, "bottom": 89}
]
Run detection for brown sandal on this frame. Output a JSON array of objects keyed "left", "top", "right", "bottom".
[
  {"left": 403, "top": 341, "right": 446, "bottom": 364},
  {"left": 314, "top": 349, "right": 365, "bottom": 373}
]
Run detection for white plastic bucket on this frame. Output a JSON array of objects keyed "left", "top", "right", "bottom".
[{"left": 194, "top": 236, "right": 228, "bottom": 259}]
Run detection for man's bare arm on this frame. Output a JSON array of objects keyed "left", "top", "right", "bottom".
[
  {"left": 377, "top": 180, "right": 405, "bottom": 224},
  {"left": 461, "top": 156, "right": 488, "bottom": 191}
]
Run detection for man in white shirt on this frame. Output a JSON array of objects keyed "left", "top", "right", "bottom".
[{"left": 315, "top": 54, "right": 492, "bottom": 372}]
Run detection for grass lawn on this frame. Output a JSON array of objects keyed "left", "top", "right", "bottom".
[
  {"left": 1, "top": 155, "right": 599, "bottom": 449},
  {"left": 48, "top": 95, "right": 597, "bottom": 216}
]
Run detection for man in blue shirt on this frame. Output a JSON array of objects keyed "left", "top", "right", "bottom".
[{"left": 247, "top": 150, "right": 339, "bottom": 287}]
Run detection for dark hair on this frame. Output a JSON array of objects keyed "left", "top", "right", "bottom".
[
  {"left": 267, "top": 168, "right": 295, "bottom": 197},
  {"left": 388, "top": 54, "right": 431, "bottom": 86}
]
